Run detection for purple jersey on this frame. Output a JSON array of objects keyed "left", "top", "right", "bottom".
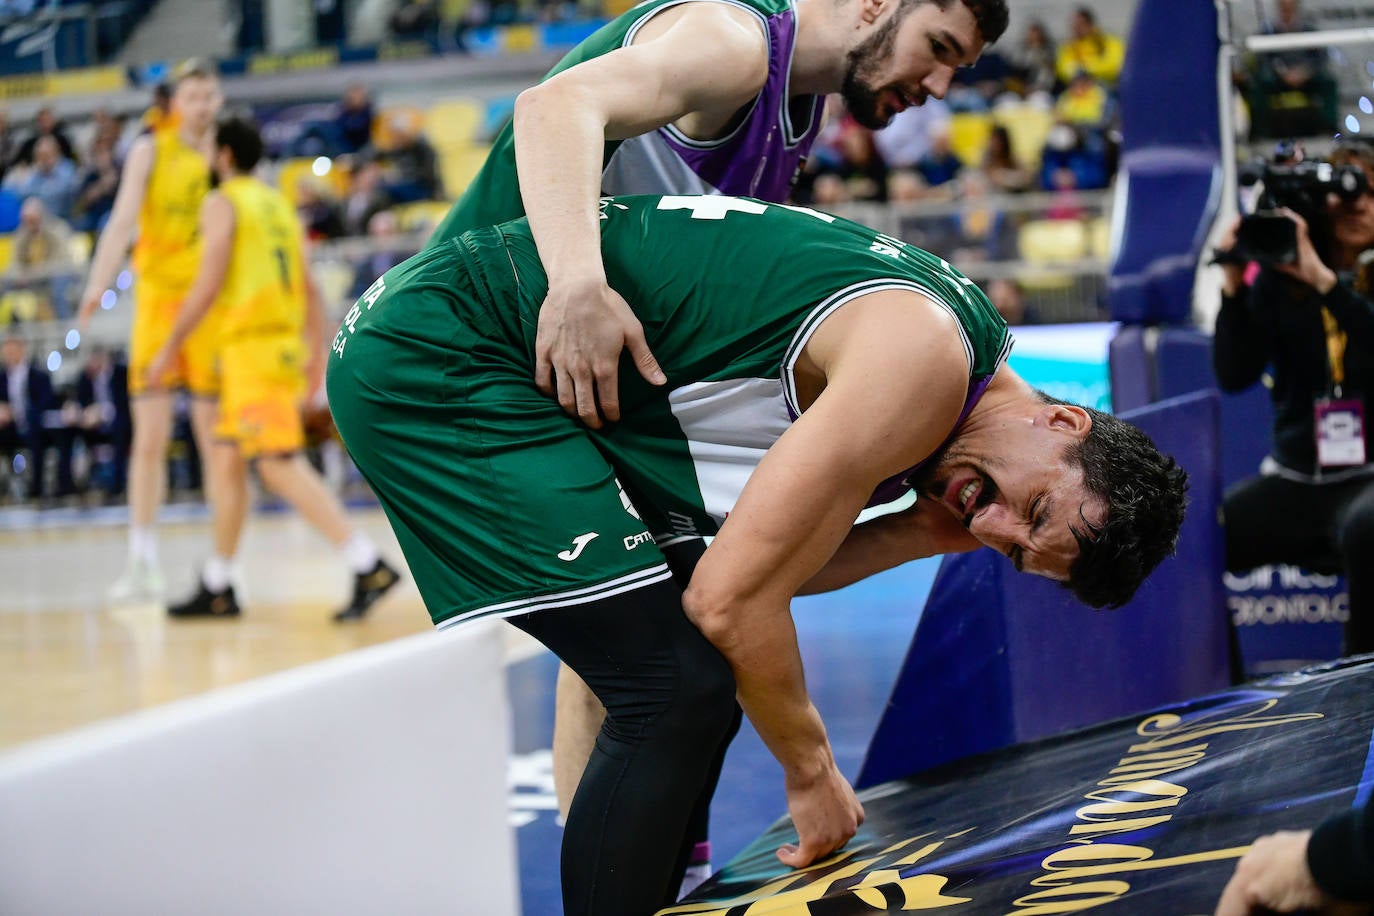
[{"left": 601, "top": 0, "right": 824, "bottom": 201}]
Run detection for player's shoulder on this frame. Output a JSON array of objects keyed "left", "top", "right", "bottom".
[{"left": 630, "top": 0, "right": 771, "bottom": 56}]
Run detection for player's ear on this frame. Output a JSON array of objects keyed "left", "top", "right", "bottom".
[{"left": 858, "top": 0, "right": 891, "bottom": 28}]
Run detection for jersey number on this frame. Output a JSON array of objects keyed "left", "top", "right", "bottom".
[{"left": 274, "top": 247, "right": 292, "bottom": 291}]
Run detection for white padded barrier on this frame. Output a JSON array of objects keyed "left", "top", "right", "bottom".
[{"left": 0, "top": 621, "right": 518, "bottom": 916}]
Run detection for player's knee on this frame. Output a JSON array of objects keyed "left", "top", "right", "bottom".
[{"left": 667, "top": 638, "right": 738, "bottom": 744}]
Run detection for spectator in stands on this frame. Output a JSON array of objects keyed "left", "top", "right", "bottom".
[
  {"left": 799, "top": 98, "right": 886, "bottom": 205},
  {"left": 982, "top": 124, "right": 1032, "bottom": 193},
  {"left": 1055, "top": 70, "right": 1113, "bottom": 132},
  {"left": 3, "top": 136, "right": 81, "bottom": 223},
  {"left": 944, "top": 48, "right": 1012, "bottom": 113},
  {"left": 0, "top": 109, "right": 17, "bottom": 183},
  {"left": 62, "top": 346, "right": 130, "bottom": 498},
  {"left": 946, "top": 168, "right": 1013, "bottom": 263},
  {"left": 1010, "top": 20, "right": 1057, "bottom": 102},
  {"left": 294, "top": 176, "right": 345, "bottom": 240},
  {"left": 1055, "top": 7, "right": 1125, "bottom": 90},
  {"left": 873, "top": 96, "right": 953, "bottom": 178},
  {"left": 349, "top": 210, "right": 411, "bottom": 299},
  {"left": 1247, "top": 0, "right": 1337, "bottom": 140},
  {"left": 88, "top": 109, "right": 127, "bottom": 161},
  {"left": 1214, "top": 797, "right": 1374, "bottom": 912},
  {"left": 987, "top": 278, "right": 1036, "bottom": 325},
  {"left": 914, "top": 131, "right": 963, "bottom": 191},
  {"left": 142, "top": 81, "right": 174, "bottom": 135},
  {"left": 0, "top": 334, "right": 70, "bottom": 500},
  {"left": 1040, "top": 121, "right": 1109, "bottom": 194},
  {"left": 74, "top": 137, "right": 120, "bottom": 234},
  {"left": 340, "top": 157, "right": 393, "bottom": 236},
  {"left": 389, "top": 0, "right": 439, "bottom": 39},
  {"left": 374, "top": 116, "right": 442, "bottom": 203},
  {"left": 13, "top": 106, "right": 77, "bottom": 167},
  {"left": 4, "top": 197, "right": 75, "bottom": 321},
  {"left": 335, "top": 84, "right": 374, "bottom": 155},
  {"left": 1213, "top": 141, "right": 1374, "bottom": 657}
]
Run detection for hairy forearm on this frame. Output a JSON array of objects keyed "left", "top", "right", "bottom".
[{"left": 513, "top": 83, "right": 609, "bottom": 288}]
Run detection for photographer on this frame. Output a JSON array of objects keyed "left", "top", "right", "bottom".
[{"left": 1214, "top": 142, "right": 1374, "bottom": 656}]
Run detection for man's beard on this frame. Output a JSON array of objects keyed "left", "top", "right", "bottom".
[{"left": 840, "top": 13, "right": 902, "bottom": 130}]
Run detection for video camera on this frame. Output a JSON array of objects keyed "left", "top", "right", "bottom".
[{"left": 1229, "top": 141, "right": 1368, "bottom": 265}]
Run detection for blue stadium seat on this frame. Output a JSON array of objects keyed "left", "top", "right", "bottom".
[{"left": 0, "top": 189, "right": 21, "bottom": 233}]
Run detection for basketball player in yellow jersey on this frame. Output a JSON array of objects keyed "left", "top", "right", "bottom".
[
  {"left": 147, "top": 117, "right": 400, "bottom": 621},
  {"left": 77, "top": 60, "right": 223, "bottom": 601}
]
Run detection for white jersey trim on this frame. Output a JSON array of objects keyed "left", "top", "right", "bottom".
[
  {"left": 623, "top": 0, "right": 767, "bottom": 151},
  {"left": 434, "top": 563, "right": 674, "bottom": 629},
  {"left": 780, "top": 279, "right": 977, "bottom": 419}
]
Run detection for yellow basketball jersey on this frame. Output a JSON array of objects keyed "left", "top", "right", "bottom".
[
  {"left": 132, "top": 130, "right": 209, "bottom": 289},
  {"left": 216, "top": 175, "right": 306, "bottom": 341}
]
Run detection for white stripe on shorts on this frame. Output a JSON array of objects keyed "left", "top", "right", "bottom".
[{"left": 435, "top": 563, "right": 675, "bottom": 629}]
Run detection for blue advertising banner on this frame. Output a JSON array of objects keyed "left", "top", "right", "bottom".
[{"left": 667, "top": 659, "right": 1374, "bottom": 915}]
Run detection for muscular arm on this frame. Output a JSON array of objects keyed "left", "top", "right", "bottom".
[
  {"left": 512, "top": 5, "right": 769, "bottom": 427},
  {"left": 683, "top": 291, "right": 970, "bottom": 867},
  {"left": 298, "top": 235, "right": 327, "bottom": 399},
  {"left": 798, "top": 498, "right": 982, "bottom": 595},
  {"left": 78, "top": 136, "right": 154, "bottom": 329}
]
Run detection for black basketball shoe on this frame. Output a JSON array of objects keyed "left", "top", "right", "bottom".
[
  {"left": 167, "top": 582, "right": 241, "bottom": 619},
  {"left": 333, "top": 559, "right": 401, "bottom": 622}
]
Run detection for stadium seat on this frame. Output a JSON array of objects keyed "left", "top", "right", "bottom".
[
  {"left": 0, "top": 234, "right": 12, "bottom": 272},
  {"left": 948, "top": 111, "right": 993, "bottom": 167},
  {"left": 393, "top": 200, "right": 451, "bottom": 234},
  {"left": 424, "top": 99, "right": 484, "bottom": 149},
  {"left": 372, "top": 105, "right": 427, "bottom": 151},
  {"left": 994, "top": 105, "right": 1053, "bottom": 171},
  {"left": 69, "top": 232, "right": 92, "bottom": 265},
  {"left": 439, "top": 144, "right": 492, "bottom": 197},
  {"left": 1017, "top": 218, "right": 1086, "bottom": 292},
  {"left": 1087, "top": 215, "right": 1111, "bottom": 260}
]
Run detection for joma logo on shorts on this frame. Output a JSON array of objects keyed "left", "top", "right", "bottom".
[
  {"left": 557, "top": 532, "right": 599, "bottom": 562},
  {"left": 623, "top": 531, "right": 655, "bottom": 551}
]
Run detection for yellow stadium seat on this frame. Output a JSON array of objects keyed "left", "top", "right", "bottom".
[
  {"left": 440, "top": 143, "right": 492, "bottom": 197},
  {"left": 1018, "top": 218, "right": 1086, "bottom": 291},
  {"left": 0, "top": 234, "right": 12, "bottom": 273},
  {"left": 277, "top": 158, "right": 320, "bottom": 206},
  {"left": 948, "top": 112, "right": 993, "bottom": 167},
  {"left": 425, "top": 99, "right": 484, "bottom": 150},
  {"left": 373, "top": 105, "right": 427, "bottom": 151},
  {"left": 393, "top": 200, "right": 452, "bottom": 233},
  {"left": 1087, "top": 216, "right": 1112, "bottom": 260},
  {"left": 995, "top": 105, "right": 1054, "bottom": 171}
]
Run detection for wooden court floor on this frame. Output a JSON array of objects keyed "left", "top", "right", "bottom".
[{"left": 0, "top": 507, "right": 447, "bottom": 750}]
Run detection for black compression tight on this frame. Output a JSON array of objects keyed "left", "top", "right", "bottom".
[{"left": 511, "top": 579, "right": 739, "bottom": 916}]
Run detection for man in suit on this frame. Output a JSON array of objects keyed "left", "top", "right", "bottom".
[
  {"left": 0, "top": 334, "right": 67, "bottom": 499},
  {"left": 62, "top": 346, "right": 131, "bottom": 497}
]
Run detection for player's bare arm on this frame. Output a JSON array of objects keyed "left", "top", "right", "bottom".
[
  {"left": 683, "top": 291, "right": 970, "bottom": 868},
  {"left": 798, "top": 496, "right": 982, "bottom": 595},
  {"left": 299, "top": 236, "right": 328, "bottom": 400},
  {"left": 78, "top": 136, "right": 154, "bottom": 331},
  {"left": 513, "top": 4, "right": 769, "bottom": 428},
  {"left": 145, "top": 192, "right": 233, "bottom": 387}
]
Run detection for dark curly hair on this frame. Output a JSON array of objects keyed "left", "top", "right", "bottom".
[
  {"left": 1038, "top": 392, "right": 1189, "bottom": 609},
  {"left": 900, "top": 0, "right": 1010, "bottom": 45}
]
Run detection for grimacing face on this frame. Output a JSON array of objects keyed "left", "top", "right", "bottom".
[
  {"left": 914, "top": 406, "right": 1106, "bottom": 582},
  {"left": 841, "top": 0, "right": 983, "bottom": 130}
]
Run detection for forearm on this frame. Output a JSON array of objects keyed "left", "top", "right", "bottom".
[
  {"left": 799, "top": 511, "right": 924, "bottom": 595},
  {"left": 1212, "top": 288, "right": 1270, "bottom": 390},
  {"left": 512, "top": 83, "right": 611, "bottom": 287},
  {"left": 693, "top": 596, "right": 834, "bottom": 781},
  {"left": 79, "top": 214, "right": 135, "bottom": 313}
]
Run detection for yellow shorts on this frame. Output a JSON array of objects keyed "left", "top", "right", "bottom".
[
  {"left": 128, "top": 281, "right": 221, "bottom": 397},
  {"left": 215, "top": 334, "right": 307, "bottom": 459}
]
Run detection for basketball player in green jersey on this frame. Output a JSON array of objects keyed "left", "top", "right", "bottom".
[{"left": 328, "top": 195, "right": 1187, "bottom": 916}]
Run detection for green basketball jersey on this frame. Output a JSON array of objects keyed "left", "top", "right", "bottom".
[{"left": 478, "top": 194, "right": 1012, "bottom": 540}]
